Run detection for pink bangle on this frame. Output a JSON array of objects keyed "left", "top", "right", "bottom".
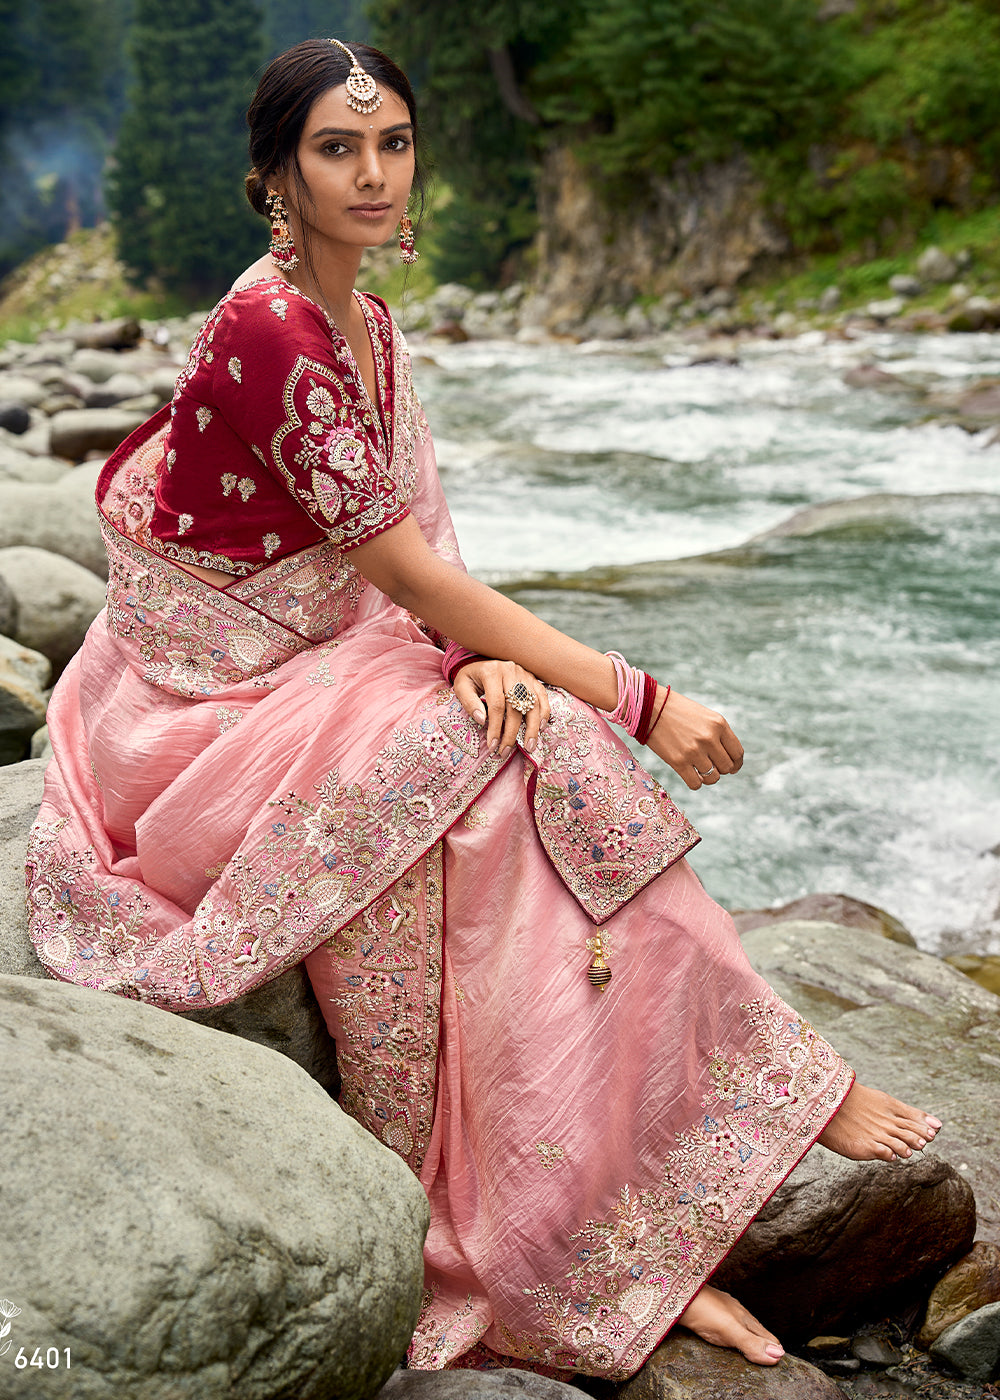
[
  {"left": 598, "top": 652, "right": 663, "bottom": 742},
  {"left": 442, "top": 641, "right": 483, "bottom": 685}
]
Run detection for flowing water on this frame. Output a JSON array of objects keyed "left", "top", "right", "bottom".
[{"left": 411, "top": 328, "right": 1000, "bottom": 955}]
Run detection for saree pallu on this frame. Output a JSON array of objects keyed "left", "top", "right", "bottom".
[{"left": 25, "top": 410, "right": 854, "bottom": 1379}]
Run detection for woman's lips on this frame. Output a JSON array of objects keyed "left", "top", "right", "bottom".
[{"left": 350, "top": 204, "right": 392, "bottom": 220}]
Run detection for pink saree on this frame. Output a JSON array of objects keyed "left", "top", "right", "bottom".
[{"left": 26, "top": 313, "right": 854, "bottom": 1379}]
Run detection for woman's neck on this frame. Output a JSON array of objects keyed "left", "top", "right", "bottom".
[{"left": 284, "top": 238, "right": 365, "bottom": 330}]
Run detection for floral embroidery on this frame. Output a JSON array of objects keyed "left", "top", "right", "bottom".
[
  {"left": 215, "top": 707, "right": 243, "bottom": 733},
  {"left": 165, "top": 448, "right": 176, "bottom": 471},
  {"left": 306, "top": 383, "right": 339, "bottom": 420},
  {"left": 463, "top": 803, "right": 488, "bottom": 829},
  {"left": 237, "top": 477, "right": 255, "bottom": 502},
  {"left": 263, "top": 532, "right": 280, "bottom": 558},
  {"left": 220, "top": 473, "right": 237, "bottom": 496},
  {"left": 177, "top": 513, "right": 193, "bottom": 536},
  {"left": 270, "top": 298, "right": 288, "bottom": 320},
  {"left": 228, "top": 356, "right": 242, "bottom": 382},
  {"left": 195, "top": 406, "right": 212, "bottom": 433},
  {"left": 537, "top": 1142, "right": 566, "bottom": 1170}
]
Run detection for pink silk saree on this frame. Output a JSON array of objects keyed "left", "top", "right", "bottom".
[{"left": 26, "top": 322, "right": 854, "bottom": 1378}]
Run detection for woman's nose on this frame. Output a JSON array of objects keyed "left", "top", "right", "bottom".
[{"left": 357, "top": 142, "right": 384, "bottom": 188}]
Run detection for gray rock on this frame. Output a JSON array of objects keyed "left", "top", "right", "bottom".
[
  {"left": 889, "top": 274, "right": 922, "bottom": 298},
  {"left": 918, "top": 246, "right": 959, "bottom": 284},
  {"left": 0, "top": 572, "right": 16, "bottom": 635},
  {"left": 29, "top": 724, "right": 51, "bottom": 762},
  {"left": 740, "top": 921, "right": 1000, "bottom": 1242},
  {"left": 713, "top": 1148, "right": 974, "bottom": 1342},
  {"left": 377, "top": 1369, "right": 582, "bottom": 1400},
  {"left": 68, "top": 315, "right": 142, "bottom": 350},
  {"left": 0, "top": 973, "right": 428, "bottom": 1399},
  {"left": 919, "top": 1243, "right": 1000, "bottom": 1347},
  {"left": 49, "top": 407, "right": 147, "bottom": 460},
  {"left": 866, "top": 296, "right": 905, "bottom": 321},
  {"left": 731, "top": 892, "right": 915, "bottom": 945},
  {"left": 930, "top": 1301, "right": 1000, "bottom": 1382},
  {"left": 0, "top": 401, "right": 30, "bottom": 434},
  {"left": 0, "top": 374, "right": 47, "bottom": 408},
  {"left": 617, "top": 1332, "right": 842, "bottom": 1399},
  {"left": 38, "top": 391, "right": 86, "bottom": 415},
  {"left": 83, "top": 370, "right": 147, "bottom": 408},
  {"left": 818, "top": 286, "right": 841, "bottom": 311},
  {"left": 624, "top": 303, "right": 653, "bottom": 336},
  {"left": 0, "top": 636, "right": 49, "bottom": 766},
  {"left": 68, "top": 347, "right": 124, "bottom": 383},
  {"left": 0, "top": 462, "right": 107, "bottom": 577},
  {"left": 0, "top": 545, "right": 107, "bottom": 675},
  {"left": 0, "top": 758, "right": 48, "bottom": 978},
  {"left": 150, "top": 365, "right": 181, "bottom": 402}
]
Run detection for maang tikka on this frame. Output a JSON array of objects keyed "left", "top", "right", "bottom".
[
  {"left": 266, "top": 190, "right": 299, "bottom": 272},
  {"left": 328, "top": 38, "right": 382, "bottom": 115}
]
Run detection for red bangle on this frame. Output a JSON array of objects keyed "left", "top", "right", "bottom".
[
  {"left": 633, "top": 672, "right": 659, "bottom": 744},
  {"left": 646, "top": 685, "right": 671, "bottom": 741},
  {"left": 448, "top": 654, "right": 483, "bottom": 683}
]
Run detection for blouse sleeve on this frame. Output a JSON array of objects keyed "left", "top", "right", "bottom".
[{"left": 205, "top": 283, "right": 409, "bottom": 550}]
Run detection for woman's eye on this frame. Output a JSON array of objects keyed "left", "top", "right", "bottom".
[
  {"left": 384, "top": 137, "right": 411, "bottom": 152},
  {"left": 323, "top": 142, "right": 348, "bottom": 156}
]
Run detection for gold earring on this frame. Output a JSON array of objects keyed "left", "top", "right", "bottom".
[
  {"left": 266, "top": 190, "right": 299, "bottom": 272},
  {"left": 398, "top": 211, "right": 418, "bottom": 265}
]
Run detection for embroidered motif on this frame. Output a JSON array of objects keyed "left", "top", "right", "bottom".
[
  {"left": 306, "top": 383, "right": 339, "bottom": 420},
  {"left": 215, "top": 708, "right": 244, "bottom": 733},
  {"left": 195, "top": 406, "right": 212, "bottom": 433},
  {"left": 270, "top": 298, "right": 288, "bottom": 320},
  {"left": 263, "top": 532, "right": 280, "bottom": 558},
  {"left": 307, "top": 657, "right": 336, "bottom": 687},
  {"left": 537, "top": 1142, "right": 566, "bottom": 1170},
  {"left": 177, "top": 513, "right": 193, "bottom": 536},
  {"left": 165, "top": 448, "right": 176, "bottom": 472},
  {"left": 454, "top": 980, "right": 466, "bottom": 1004},
  {"left": 221, "top": 473, "right": 237, "bottom": 496},
  {"left": 228, "top": 357, "right": 242, "bottom": 383},
  {"left": 463, "top": 803, "right": 488, "bottom": 829},
  {"left": 237, "top": 477, "right": 256, "bottom": 502}
]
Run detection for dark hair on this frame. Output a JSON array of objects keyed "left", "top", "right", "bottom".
[{"left": 245, "top": 39, "right": 426, "bottom": 261}]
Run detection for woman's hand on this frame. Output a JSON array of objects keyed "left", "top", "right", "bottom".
[
  {"left": 647, "top": 686, "right": 744, "bottom": 790},
  {"left": 452, "top": 659, "right": 551, "bottom": 758}
]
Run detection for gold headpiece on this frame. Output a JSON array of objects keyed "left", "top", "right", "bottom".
[{"left": 329, "top": 39, "right": 382, "bottom": 116}]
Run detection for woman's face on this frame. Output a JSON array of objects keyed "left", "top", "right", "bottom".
[{"left": 279, "top": 82, "right": 415, "bottom": 253}]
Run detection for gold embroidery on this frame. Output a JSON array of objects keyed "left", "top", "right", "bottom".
[
  {"left": 237, "top": 477, "right": 256, "bottom": 502},
  {"left": 195, "top": 406, "right": 212, "bottom": 433},
  {"left": 220, "top": 473, "right": 237, "bottom": 496},
  {"left": 177, "top": 512, "right": 193, "bottom": 535},
  {"left": 263, "top": 531, "right": 280, "bottom": 557},
  {"left": 463, "top": 803, "right": 488, "bottom": 829},
  {"left": 537, "top": 1142, "right": 566, "bottom": 1170},
  {"left": 228, "top": 356, "right": 242, "bottom": 382}
]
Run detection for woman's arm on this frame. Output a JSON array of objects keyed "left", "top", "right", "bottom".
[{"left": 349, "top": 514, "right": 744, "bottom": 789}]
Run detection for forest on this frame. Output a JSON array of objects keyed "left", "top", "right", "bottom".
[{"left": 1, "top": 0, "right": 999, "bottom": 297}]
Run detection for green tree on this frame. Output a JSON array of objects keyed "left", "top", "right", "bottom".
[
  {"left": 108, "top": 0, "right": 265, "bottom": 298},
  {"left": 262, "top": 0, "right": 368, "bottom": 56}
]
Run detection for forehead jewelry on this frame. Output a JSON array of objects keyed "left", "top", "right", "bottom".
[{"left": 328, "top": 38, "right": 382, "bottom": 115}]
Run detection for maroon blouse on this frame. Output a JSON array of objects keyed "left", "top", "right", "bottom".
[{"left": 151, "top": 276, "right": 407, "bottom": 576}]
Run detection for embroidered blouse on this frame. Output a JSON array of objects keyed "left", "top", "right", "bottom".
[{"left": 151, "top": 276, "right": 407, "bottom": 576}]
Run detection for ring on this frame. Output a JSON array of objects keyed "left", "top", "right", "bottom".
[
  {"left": 694, "top": 764, "right": 717, "bottom": 778},
  {"left": 505, "top": 682, "right": 537, "bottom": 715}
]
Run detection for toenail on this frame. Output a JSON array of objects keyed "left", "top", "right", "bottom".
[{"left": 765, "top": 1344, "right": 784, "bottom": 1359}]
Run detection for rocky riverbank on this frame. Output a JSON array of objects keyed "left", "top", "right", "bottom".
[{"left": 1, "top": 310, "right": 999, "bottom": 1396}]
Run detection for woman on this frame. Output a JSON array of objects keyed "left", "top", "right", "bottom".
[{"left": 26, "top": 39, "right": 941, "bottom": 1378}]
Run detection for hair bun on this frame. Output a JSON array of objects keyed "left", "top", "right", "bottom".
[{"left": 245, "top": 167, "right": 269, "bottom": 217}]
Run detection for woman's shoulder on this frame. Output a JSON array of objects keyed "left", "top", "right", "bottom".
[{"left": 215, "top": 276, "right": 333, "bottom": 338}]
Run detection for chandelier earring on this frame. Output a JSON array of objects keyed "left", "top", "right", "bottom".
[
  {"left": 398, "top": 210, "right": 419, "bottom": 265},
  {"left": 266, "top": 189, "right": 299, "bottom": 273}
]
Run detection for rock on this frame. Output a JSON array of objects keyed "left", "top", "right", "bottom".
[
  {"left": 0, "top": 401, "right": 31, "bottom": 434},
  {"left": 712, "top": 1146, "right": 974, "bottom": 1343},
  {"left": 731, "top": 893, "right": 915, "bottom": 945},
  {"left": 29, "top": 724, "right": 51, "bottom": 762},
  {"left": 0, "top": 374, "right": 47, "bottom": 408},
  {"left": 83, "top": 371, "right": 147, "bottom": 408},
  {"left": 149, "top": 365, "right": 181, "bottom": 402},
  {"left": 0, "top": 636, "right": 50, "bottom": 766},
  {"left": 0, "top": 546, "right": 106, "bottom": 675},
  {"left": 430, "top": 320, "right": 469, "bottom": 344},
  {"left": 948, "top": 300, "right": 1000, "bottom": 333},
  {"left": 376, "top": 1369, "right": 582, "bottom": 1400},
  {"left": 930, "top": 1302, "right": 1000, "bottom": 1382},
  {"left": 0, "top": 973, "right": 428, "bottom": 1400},
  {"left": 617, "top": 1332, "right": 842, "bottom": 1399},
  {"left": 866, "top": 296, "right": 905, "bottom": 321},
  {"left": 624, "top": 303, "right": 652, "bottom": 336},
  {"left": 67, "top": 315, "right": 142, "bottom": 350},
  {"left": 0, "top": 439, "right": 69, "bottom": 485},
  {"left": 68, "top": 347, "right": 126, "bottom": 383},
  {"left": 739, "top": 921, "right": 1000, "bottom": 1243},
  {"left": 946, "top": 955, "right": 1000, "bottom": 997},
  {"left": 582, "top": 308, "right": 629, "bottom": 340},
  {"left": 889, "top": 274, "right": 922, "bottom": 298},
  {"left": 851, "top": 1335, "right": 904, "bottom": 1366},
  {"left": 38, "top": 391, "right": 85, "bottom": 415},
  {"left": 919, "top": 1243, "right": 1000, "bottom": 1348},
  {"left": 49, "top": 407, "right": 147, "bottom": 460},
  {"left": 818, "top": 286, "right": 841, "bottom": 311},
  {"left": 0, "top": 758, "right": 48, "bottom": 978},
  {"left": 0, "top": 463, "right": 108, "bottom": 577},
  {"left": 182, "top": 966, "right": 341, "bottom": 1098},
  {"left": 842, "top": 364, "right": 913, "bottom": 396},
  {"left": 917, "top": 246, "right": 959, "bottom": 284},
  {"left": 0, "top": 573, "right": 16, "bottom": 635},
  {"left": 954, "top": 380, "right": 1000, "bottom": 423}
]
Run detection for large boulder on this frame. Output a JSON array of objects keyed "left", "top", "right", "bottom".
[
  {"left": 1, "top": 974, "right": 428, "bottom": 1400},
  {"left": 48, "top": 407, "right": 146, "bottom": 460},
  {"left": 0, "top": 758, "right": 340, "bottom": 1090},
  {"left": 377, "top": 1371, "right": 582, "bottom": 1400},
  {"left": 740, "top": 921, "right": 1000, "bottom": 1243},
  {"left": 0, "top": 637, "right": 49, "bottom": 766},
  {"left": 712, "top": 1149, "right": 975, "bottom": 1342},
  {"left": 0, "top": 463, "right": 107, "bottom": 577},
  {"left": 918, "top": 1243, "right": 1000, "bottom": 1348},
  {"left": 617, "top": 1333, "right": 842, "bottom": 1400},
  {"left": 731, "top": 892, "right": 915, "bottom": 945},
  {"left": 0, "top": 545, "right": 106, "bottom": 675}
]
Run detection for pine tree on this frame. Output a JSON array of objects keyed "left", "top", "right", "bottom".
[{"left": 109, "top": 0, "right": 265, "bottom": 298}]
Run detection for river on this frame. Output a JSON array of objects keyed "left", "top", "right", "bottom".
[{"left": 411, "top": 326, "right": 1000, "bottom": 956}]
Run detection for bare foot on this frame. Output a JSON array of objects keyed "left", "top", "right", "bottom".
[
  {"left": 818, "top": 1082, "right": 942, "bottom": 1162},
  {"left": 676, "top": 1285, "right": 785, "bottom": 1365}
]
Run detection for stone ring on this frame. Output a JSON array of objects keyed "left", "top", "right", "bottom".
[{"left": 505, "top": 682, "right": 537, "bottom": 715}]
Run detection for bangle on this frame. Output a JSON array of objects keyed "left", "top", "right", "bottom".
[
  {"left": 647, "top": 685, "right": 671, "bottom": 739},
  {"left": 442, "top": 641, "right": 483, "bottom": 685},
  {"left": 598, "top": 652, "right": 663, "bottom": 743}
]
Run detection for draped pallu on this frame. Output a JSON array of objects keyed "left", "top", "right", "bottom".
[{"left": 26, "top": 279, "right": 853, "bottom": 1378}]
